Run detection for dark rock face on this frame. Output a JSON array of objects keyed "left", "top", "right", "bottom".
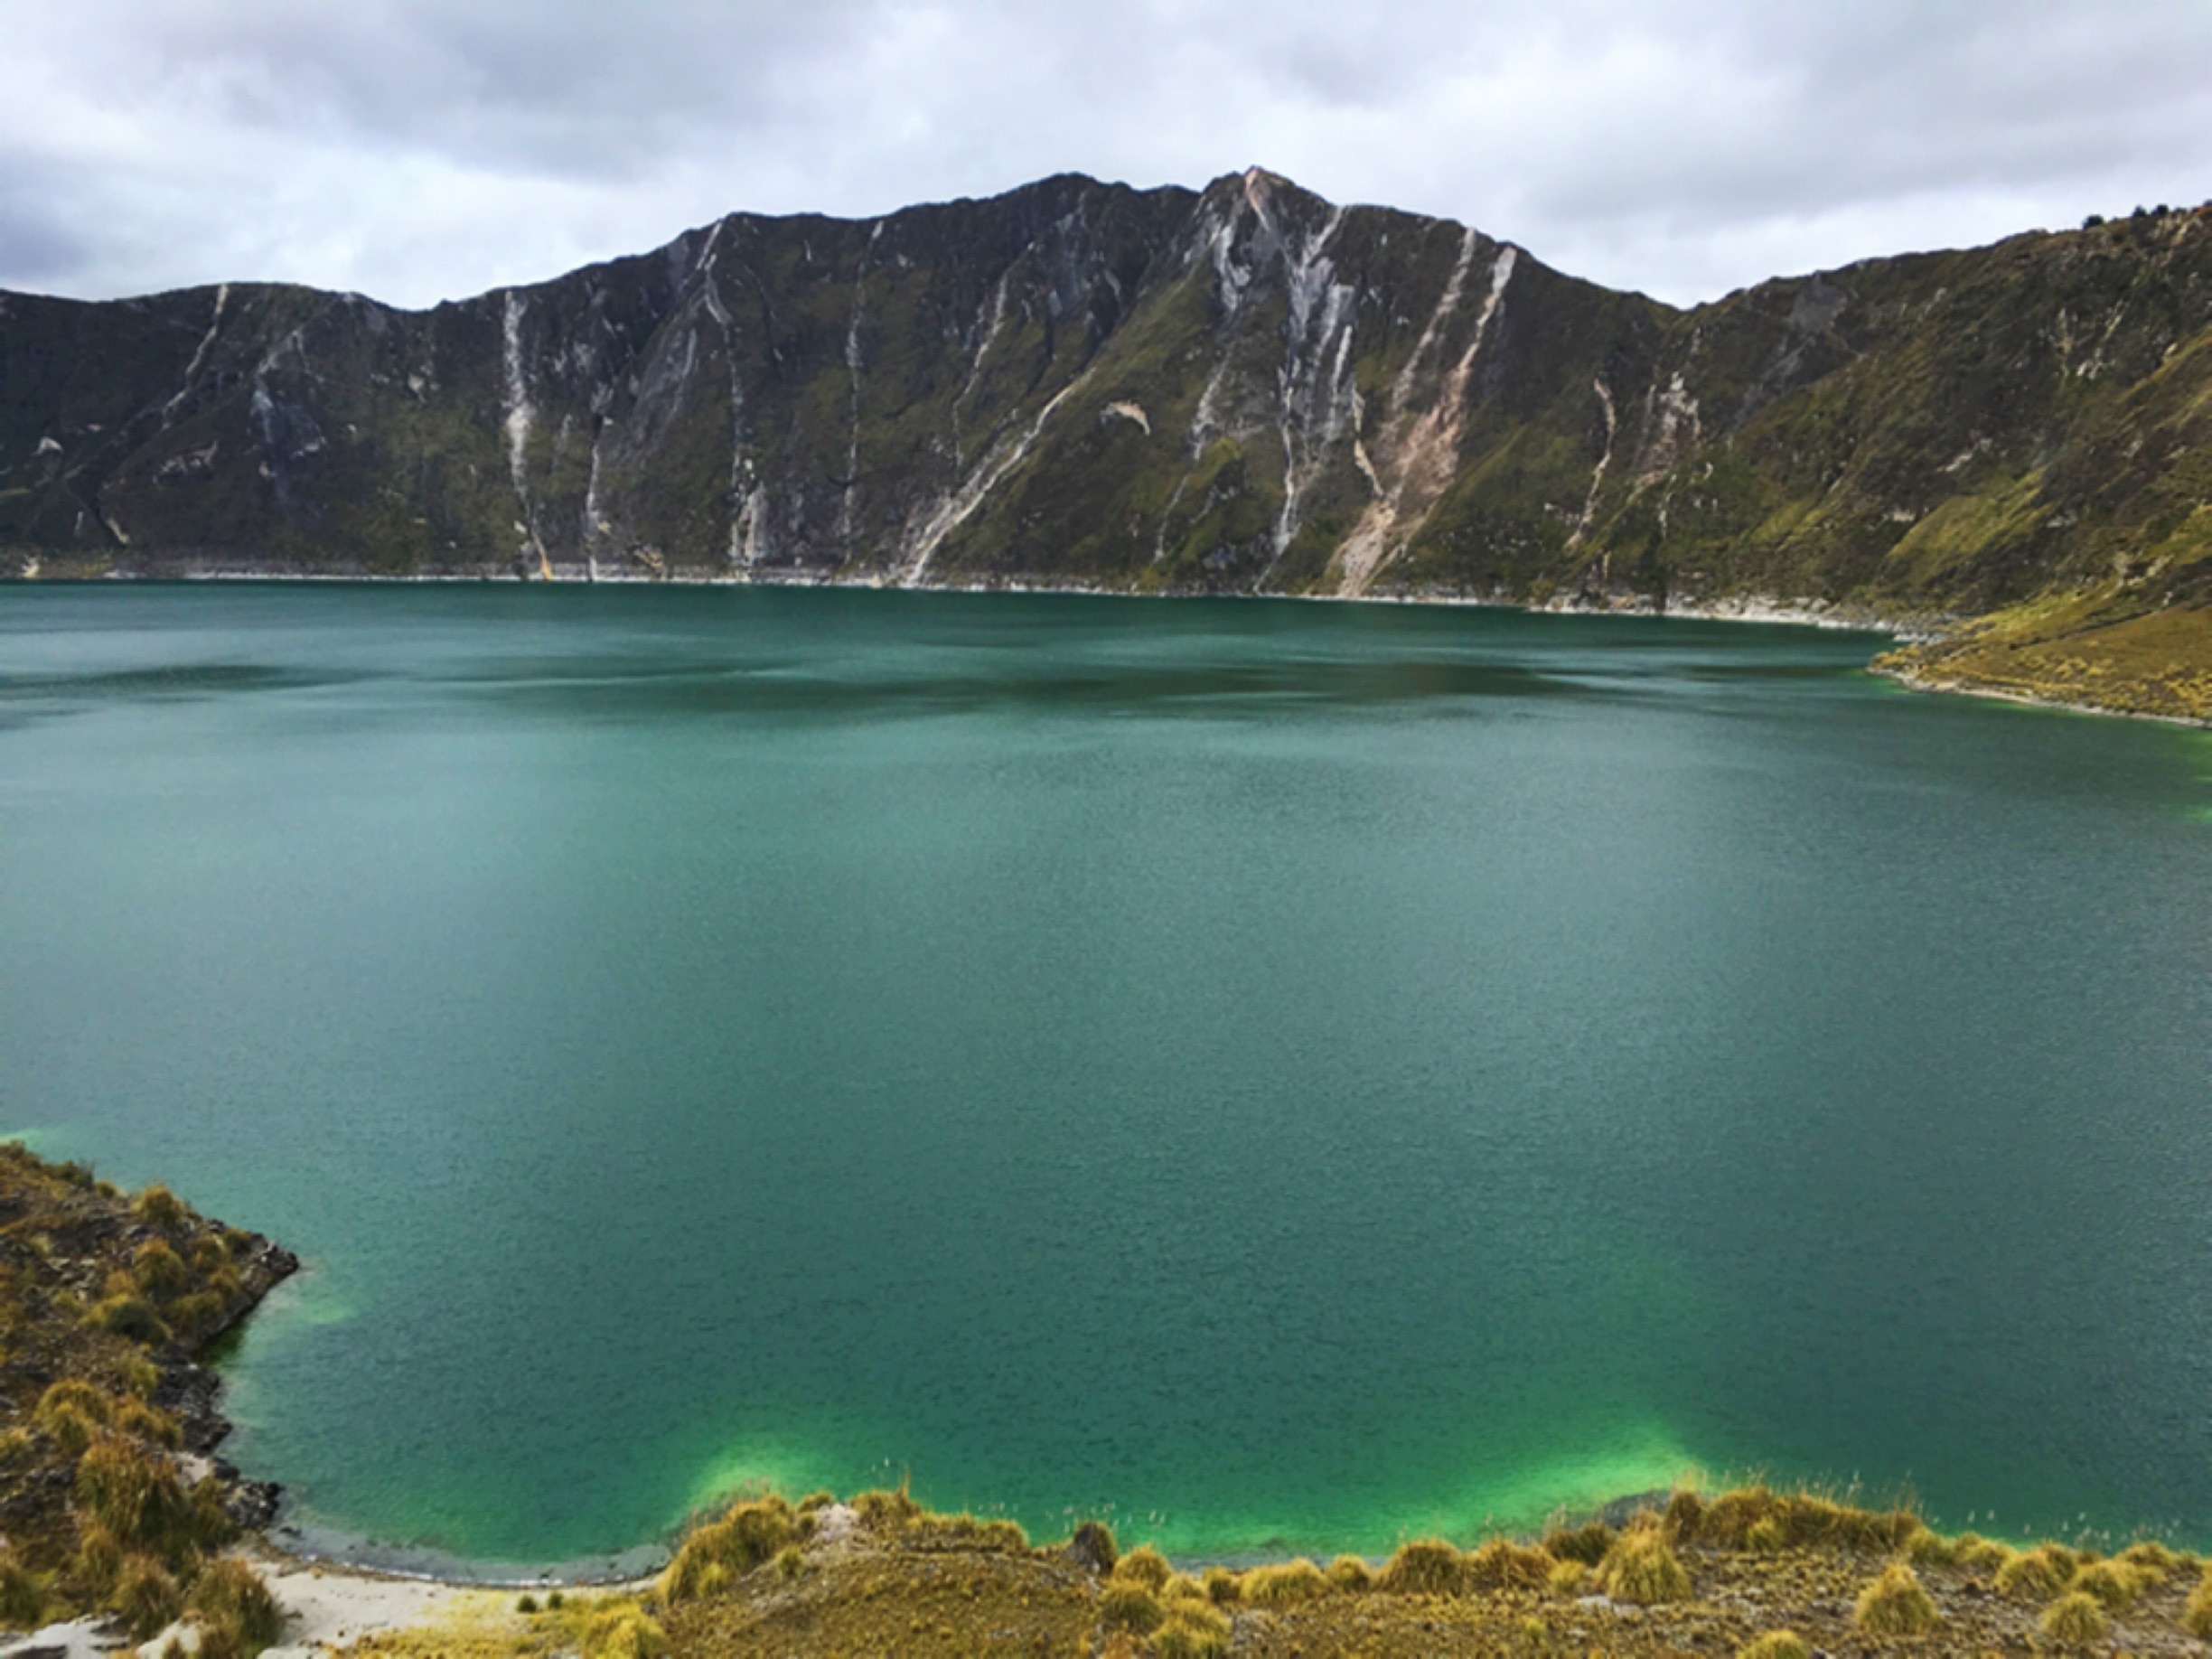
[
  {"left": 4, "top": 171, "right": 2209, "bottom": 621},
  {"left": 1065, "top": 1520, "right": 1119, "bottom": 1576}
]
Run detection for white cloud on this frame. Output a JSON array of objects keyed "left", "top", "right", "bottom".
[{"left": 1, "top": 0, "right": 2207, "bottom": 308}]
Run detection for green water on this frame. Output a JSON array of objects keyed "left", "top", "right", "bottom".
[{"left": 2, "top": 584, "right": 2208, "bottom": 1571}]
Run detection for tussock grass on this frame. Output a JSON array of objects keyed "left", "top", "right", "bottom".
[
  {"left": 907, "top": 1511, "right": 1028, "bottom": 1552},
  {"left": 112, "top": 1553, "right": 182, "bottom": 1639},
  {"left": 1736, "top": 1634, "right": 1810, "bottom": 1659},
  {"left": 659, "top": 1496, "right": 798, "bottom": 1603},
  {"left": 1541, "top": 1521, "right": 1615, "bottom": 1566},
  {"left": 1152, "top": 1598, "right": 1231, "bottom": 1658},
  {"left": 131, "top": 1186, "right": 188, "bottom": 1232},
  {"left": 1203, "top": 1564, "right": 1242, "bottom": 1603},
  {"left": 115, "top": 1398, "right": 183, "bottom": 1450},
  {"left": 0, "top": 1545, "right": 44, "bottom": 1629},
  {"left": 34, "top": 1381, "right": 115, "bottom": 1457},
  {"left": 1098, "top": 1579, "right": 1164, "bottom": 1633},
  {"left": 580, "top": 1601, "right": 667, "bottom": 1659},
  {"left": 1663, "top": 1488, "right": 1705, "bottom": 1540},
  {"left": 1852, "top": 1561, "right": 1939, "bottom": 1635},
  {"left": 185, "top": 1557, "right": 285, "bottom": 1656},
  {"left": 2067, "top": 1556, "right": 2148, "bottom": 1608},
  {"left": 88, "top": 1292, "right": 167, "bottom": 1345},
  {"left": 2119, "top": 1538, "right": 2179, "bottom": 1579},
  {"left": 1545, "top": 1558, "right": 1587, "bottom": 1597},
  {"left": 1948, "top": 1531, "right": 2008, "bottom": 1570},
  {"left": 1464, "top": 1538, "right": 1551, "bottom": 1592},
  {"left": 1241, "top": 1558, "right": 1328, "bottom": 1605},
  {"left": 187, "top": 1475, "right": 238, "bottom": 1552},
  {"left": 1900, "top": 1523, "right": 1953, "bottom": 1564},
  {"left": 73, "top": 1432, "right": 190, "bottom": 1554},
  {"left": 2185, "top": 1566, "right": 2212, "bottom": 1639},
  {"left": 165, "top": 1291, "right": 229, "bottom": 1342},
  {"left": 132, "top": 1240, "right": 191, "bottom": 1298},
  {"left": 2039, "top": 1589, "right": 2110, "bottom": 1645},
  {"left": 1596, "top": 1524, "right": 1692, "bottom": 1606},
  {"left": 1994, "top": 1541, "right": 2076, "bottom": 1598},
  {"left": 72, "top": 1521, "right": 122, "bottom": 1598},
  {"left": 1324, "top": 1554, "right": 1371, "bottom": 1593},
  {"left": 188, "top": 1234, "right": 232, "bottom": 1275},
  {"left": 1111, "top": 1543, "right": 1171, "bottom": 1590},
  {"left": 1377, "top": 1538, "right": 1466, "bottom": 1596},
  {"left": 849, "top": 1484, "right": 923, "bottom": 1533},
  {"left": 1696, "top": 1484, "right": 1918, "bottom": 1554}
]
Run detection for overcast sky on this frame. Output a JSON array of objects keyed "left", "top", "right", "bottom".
[{"left": 5, "top": 0, "right": 2209, "bottom": 311}]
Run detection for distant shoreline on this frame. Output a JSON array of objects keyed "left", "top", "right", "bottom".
[
  {"left": 44, "top": 560, "right": 2212, "bottom": 727},
  {"left": 12, "top": 558, "right": 1934, "bottom": 645}
]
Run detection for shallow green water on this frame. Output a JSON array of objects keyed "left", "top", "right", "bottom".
[{"left": 2, "top": 584, "right": 2208, "bottom": 1570}]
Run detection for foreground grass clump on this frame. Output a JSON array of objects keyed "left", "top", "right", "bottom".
[
  {"left": 1112, "top": 1542, "right": 1172, "bottom": 1590},
  {"left": 1737, "top": 1634, "right": 1811, "bottom": 1659},
  {"left": 1241, "top": 1557, "right": 1329, "bottom": 1604},
  {"left": 2039, "top": 1589, "right": 2110, "bottom": 1645},
  {"left": 581, "top": 1601, "right": 668, "bottom": 1659},
  {"left": 2066, "top": 1555, "right": 2148, "bottom": 1608},
  {"left": 1098, "top": 1579, "right": 1165, "bottom": 1633},
  {"left": 2186, "top": 1565, "right": 2212, "bottom": 1639},
  {"left": 1377, "top": 1537, "right": 1466, "bottom": 1596},
  {"left": 1596, "top": 1523, "right": 1692, "bottom": 1605},
  {"left": 1853, "top": 1561, "right": 1940, "bottom": 1635},
  {"left": 1465, "top": 1537, "right": 1551, "bottom": 1591},
  {"left": 1542, "top": 1520, "right": 1615, "bottom": 1565},
  {"left": 658, "top": 1495, "right": 798, "bottom": 1602},
  {"left": 1695, "top": 1483, "right": 1917, "bottom": 1554},
  {"left": 1994, "top": 1540, "right": 2077, "bottom": 1598},
  {"left": 1152, "top": 1597, "right": 1232, "bottom": 1657},
  {"left": 1323, "top": 1554, "right": 1370, "bottom": 1593},
  {"left": 1947, "top": 1530, "right": 2009, "bottom": 1570},
  {"left": 0, "top": 1548, "right": 42, "bottom": 1630},
  {"left": 190, "top": 1556, "right": 286, "bottom": 1654},
  {"left": 2119, "top": 1537, "right": 2180, "bottom": 1578},
  {"left": 111, "top": 1553, "right": 183, "bottom": 1639}
]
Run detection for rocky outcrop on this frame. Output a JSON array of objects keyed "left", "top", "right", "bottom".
[{"left": 3, "top": 171, "right": 2208, "bottom": 638}]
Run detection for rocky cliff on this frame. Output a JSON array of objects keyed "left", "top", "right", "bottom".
[{"left": 4, "top": 169, "right": 2207, "bottom": 712}]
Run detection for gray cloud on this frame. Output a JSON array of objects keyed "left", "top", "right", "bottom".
[{"left": 2, "top": 0, "right": 2207, "bottom": 309}]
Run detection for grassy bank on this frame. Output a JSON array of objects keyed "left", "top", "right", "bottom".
[
  {"left": 1876, "top": 594, "right": 2212, "bottom": 725},
  {"left": 351, "top": 1480, "right": 2212, "bottom": 1657},
  {"left": 0, "top": 1143, "right": 294, "bottom": 1654}
]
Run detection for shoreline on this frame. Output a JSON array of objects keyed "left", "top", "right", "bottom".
[
  {"left": 262, "top": 1520, "right": 670, "bottom": 1590},
  {"left": 5, "top": 556, "right": 1926, "bottom": 636},
  {"left": 42, "top": 559, "right": 2209, "bottom": 727},
  {"left": 1871, "top": 661, "right": 2212, "bottom": 729}
]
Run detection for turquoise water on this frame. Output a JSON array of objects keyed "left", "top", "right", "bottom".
[{"left": 2, "top": 584, "right": 2208, "bottom": 1569}]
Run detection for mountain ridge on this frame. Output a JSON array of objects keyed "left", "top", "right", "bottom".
[{"left": 4, "top": 168, "right": 2207, "bottom": 717}]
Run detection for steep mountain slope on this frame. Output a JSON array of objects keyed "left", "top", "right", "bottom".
[{"left": 4, "top": 170, "right": 2207, "bottom": 716}]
